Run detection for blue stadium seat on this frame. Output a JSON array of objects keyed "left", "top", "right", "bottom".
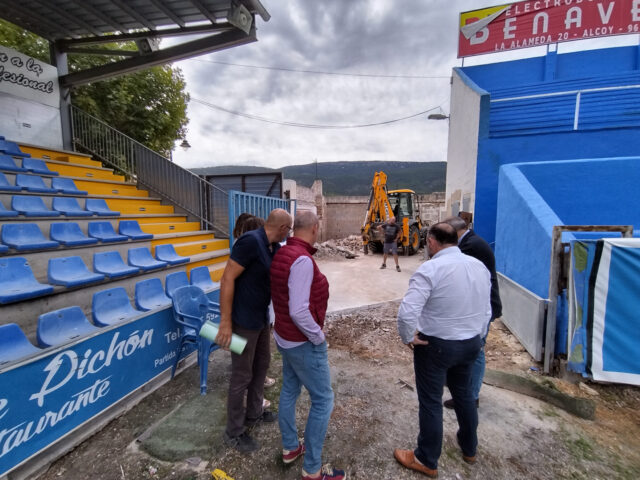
[
  {"left": 171, "top": 285, "right": 221, "bottom": 394},
  {"left": 85, "top": 199, "right": 119, "bottom": 216},
  {"left": 0, "top": 257, "right": 54, "bottom": 303},
  {"left": 51, "top": 177, "right": 88, "bottom": 195},
  {"left": 48, "top": 256, "right": 105, "bottom": 287},
  {"left": 0, "top": 324, "right": 41, "bottom": 365},
  {"left": 155, "top": 244, "right": 190, "bottom": 265},
  {"left": 15, "top": 174, "right": 57, "bottom": 193},
  {"left": 128, "top": 247, "right": 167, "bottom": 271},
  {"left": 52, "top": 197, "right": 93, "bottom": 216},
  {"left": 190, "top": 266, "right": 218, "bottom": 291},
  {"left": 37, "top": 306, "right": 99, "bottom": 348},
  {"left": 0, "top": 155, "right": 26, "bottom": 172},
  {"left": 0, "top": 244, "right": 7, "bottom": 254},
  {"left": 92, "top": 287, "right": 142, "bottom": 327},
  {"left": 118, "top": 220, "right": 152, "bottom": 240},
  {"left": 88, "top": 221, "right": 128, "bottom": 243},
  {"left": 1, "top": 224, "right": 59, "bottom": 251},
  {"left": 50, "top": 223, "right": 98, "bottom": 246},
  {"left": 0, "top": 172, "right": 21, "bottom": 191},
  {"left": 135, "top": 278, "right": 172, "bottom": 311},
  {"left": 0, "top": 140, "right": 29, "bottom": 157},
  {"left": 165, "top": 271, "right": 189, "bottom": 298},
  {"left": 0, "top": 199, "right": 18, "bottom": 217},
  {"left": 93, "top": 251, "right": 139, "bottom": 278},
  {"left": 12, "top": 196, "right": 60, "bottom": 217},
  {"left": 22, "top": 158, "right": 58, "bottom": 176}
]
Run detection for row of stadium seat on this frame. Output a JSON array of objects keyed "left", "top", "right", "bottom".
[
  {"left": 1, "top": 196, "right": 119, "bottom": 217},
  {"left": 0, "top": 267, "right": 218, "bottom": 364},
  {"left": 0, "top": 221, "right": 152, "bottom": 252},
  {"left": 0, "top": 155, "right": 58, "bottom": 176},
  {"left": 0, "top": 246, "right": 190, "bottom": 303},
  {"left": 0, "top": 172, "right": 87, "bottom": 194}
]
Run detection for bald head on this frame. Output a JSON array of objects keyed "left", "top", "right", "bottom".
[
  {"left": 443, "top": 216, "right": 468, "bottom": 234},
  {"left": 264, "top": 208, "right": 292, "bottom": 243},
  {"left": 294, "top": 210, "right": 319, "bottom": 231}
]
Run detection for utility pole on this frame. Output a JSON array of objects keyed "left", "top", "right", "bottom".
[{"left": 315, "top": 158, "right": 318, "bottom": 179}]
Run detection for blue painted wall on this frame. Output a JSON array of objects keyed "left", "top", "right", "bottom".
[
  {"left": 474, "top": 130, "right": 640, "bottom": 244},
  {"left": 461, "top": 45, "right": 640, "bottom": 245}
]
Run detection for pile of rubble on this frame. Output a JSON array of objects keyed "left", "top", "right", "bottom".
[{"left": 314, "top": 235, "right": 362, "bottom": 259}]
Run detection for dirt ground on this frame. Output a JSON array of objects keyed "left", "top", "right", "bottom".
[{"left": 37, "top": 255, "right": 640, "bottom": 480}]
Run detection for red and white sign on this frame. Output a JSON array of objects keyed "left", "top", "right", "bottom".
[{"left": 458, "top": 0, "right": 640, "bottom": 57}]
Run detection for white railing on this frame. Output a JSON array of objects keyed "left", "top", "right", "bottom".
[{"left": 491, "top": 84, "right": 640, "bottom": 130}]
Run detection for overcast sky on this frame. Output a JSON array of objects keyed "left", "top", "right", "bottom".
[{"left": 170, "top": 0, "right": 638, "bottom": 170}]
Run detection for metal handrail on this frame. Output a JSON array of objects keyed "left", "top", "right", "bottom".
[
  {"left": 491, "top": 84, "right": 640, "bottom": 131},
  {"left": 70, "top": 105, "right": 229, "bottom": 236}
]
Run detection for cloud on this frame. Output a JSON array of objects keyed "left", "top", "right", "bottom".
[{"left": 170, "top": 0, "right": 636, "bottom": 169}]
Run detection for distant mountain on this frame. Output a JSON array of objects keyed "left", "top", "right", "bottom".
[{"left": 191, "top": 161, "right": 446, "bottom": 196}]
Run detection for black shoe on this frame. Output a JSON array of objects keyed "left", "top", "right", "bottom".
[
  {"left": 245, "top": 410, "right": 278, "bottom": 429},
  {"left": 396, "top": 265, "right": 401, "bottom": 272},
  {"left": 223, "top": 431, "right": 259, "bottom": 453},
  {"left": 380, "top": 264, "right": 386, "bottom": 269},
  {"left": 444, "top": 398, "right": 479, "bottom": 409}
]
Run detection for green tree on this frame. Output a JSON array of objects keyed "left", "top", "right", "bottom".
[{"left": 0, "top": 19, "right": 189, "bottom": 157}]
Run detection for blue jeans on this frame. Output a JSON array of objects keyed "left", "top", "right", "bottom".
[
  {"left": 278, "top": 341, "right": 334, "bottom": 473},
  {"left": 470, "top": 335, "right": 486, "bottom": 401},
  {"left": 414, "top": 335, "right": 482, "bottom": 470}
]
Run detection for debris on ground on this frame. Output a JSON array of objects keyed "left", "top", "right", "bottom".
[{"left": 315, "top": 235, "right": 363, "bottom": 259}]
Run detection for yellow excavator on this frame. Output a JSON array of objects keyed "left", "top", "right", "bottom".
[{"left": 361, "top": 171, "right": 427, "bottom": 256}]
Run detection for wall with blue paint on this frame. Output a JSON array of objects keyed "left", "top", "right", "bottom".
[{"left": 459, "top": 45, "right": 640, "bottom": 245}]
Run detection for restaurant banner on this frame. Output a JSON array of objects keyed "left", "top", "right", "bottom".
[{"left": 458, "top": 0, "right": 640, "bottom": 57}]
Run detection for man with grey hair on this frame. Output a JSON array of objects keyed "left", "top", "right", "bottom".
[
  {"left": 270, "top": 211, "right": 345, "bottom": 480},
  {"left": 443, "top": 215, "right": 502, "bottom": 409}
]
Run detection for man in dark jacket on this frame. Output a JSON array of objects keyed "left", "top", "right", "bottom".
[{"left": 444, "top": 216, "right": 502, "bottom": 408}]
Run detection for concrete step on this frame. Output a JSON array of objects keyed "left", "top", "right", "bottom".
[
  {"left": 141, "top": 222, "right": 201, "bottom": 234},
  {"left": 168, "top": 239, "right": 229, "bottom": 257},
  {"left": 151, "top": 231, "right": 215, "bottom": 247},
  {"left": 18, "top": 144, "right": 101, "bottom": 167},
  {"left": 43, "top": 159, "right": 124, "bottom": 182}
]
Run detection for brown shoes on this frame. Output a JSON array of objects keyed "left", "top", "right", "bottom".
[{"left": 393, "top": 449, "right": 437, "bottom": 478}]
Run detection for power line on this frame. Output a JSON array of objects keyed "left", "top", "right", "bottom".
[
  {"left": 190, "top": 97, "right": 446, "bottom": 129},
  {"left": 191, "top": 58, "right": 449, "bottom": 80}
]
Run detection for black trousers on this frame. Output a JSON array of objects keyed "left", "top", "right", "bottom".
[{"left": 413, "top": 334, "right": 482, "bottom": 470}]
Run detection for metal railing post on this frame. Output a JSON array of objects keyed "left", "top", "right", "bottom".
[{"left": 573, "top": 91, "right": 581, "bottom": 130}]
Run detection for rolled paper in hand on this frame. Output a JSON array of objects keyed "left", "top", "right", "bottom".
[{"left": 199, "top": 321, "right": 247, "bottom": 355}]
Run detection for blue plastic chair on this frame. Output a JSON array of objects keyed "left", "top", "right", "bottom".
[
  {"left": 88, "top": 221, "right": 128, "bottom": 243},
  {"left": 50, "top": 223, "right": 98, "bottom": 246},
  {"left": 92, "top": 287, "right": 142, "bottom": 327},
  {"left": 118, "top": 220, "right": 153, "bottom": 240},
  {"left": 12, "top": 196, "right": 60, "bottom": 217},
  {"left": 0, "top": 172, "right": 21, "bottom": 191},
  {"left": 0, "top": 257, "right": 54, "bottom": 303},
  {"left": 135, "top": 278, "right": 172, "bottom": 311},
  {"left": 86, "top": 198, "right": 119, "bottom": 216},
  {"left": 15, "top": 174, "right": 57, "bottom": 193},
  {"left": 48, "top": 256, "right": 105, "bottom": 287},
  {"left": 0, "top": 244, "right": 7, "bottom": 254},
  {"left": 128, "top": 247, "right": 167, "bottom": 271},
  {"left": 1, "top": 224, "right": 59, "bottom": 251},
  {"left": 171, "top": 285, "right": 221, "bottom": 394},
  {"left": 52, "top": 197, "right": 93, "bottom": 216},
  {"left": 22, "top": 158, "right": 58, "bottom": 176},
  {"left": 190, "top": 266, "right": 219, "bottom": 291},
  {"left": 166, "top": 271, "right": 189, "bottom": 298},
  {"left": 0, "top": 199, "right": 18, "bottom": 217},
  {"left": 37, "top": 306, "right": 99, "bottom": 347},
  {"left": 0, "top": 140, "right": 29, "bottom": 157},
  {"left": 93, "top": 251, "right": 140, "bottom": 278},
  {"left": 0, "top": 323, "right": 41, "bottom": 365},
  {"left": 51, "top": 177, "right": 88, "bottom": 195},
  {"left": 155, "top": 244, "right": 190, "bottom": 265},
  {"left": 0, "top": 154, "right": 27, "bottom": 172}
]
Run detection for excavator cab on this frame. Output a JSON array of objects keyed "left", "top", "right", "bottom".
[{"left": 388, "top": 189, "right": 423, "bottom": 255}]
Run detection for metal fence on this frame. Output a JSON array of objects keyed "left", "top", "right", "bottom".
[
  {"left": 70, "top": 105, "right": 229, "bottom": 236},
  {"left": 228, "top": 190, "right": 295, "bottom": 247}
]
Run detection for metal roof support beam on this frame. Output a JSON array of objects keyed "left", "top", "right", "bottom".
[
  {"left": 60, "top": 27, "right": 256, "bottom": 88},
  {"left": 64, "top": 48, "right": 140, "bottom": 57},
  {"left": 67, "top": 0, "right": 128, "bottom": 35},
  {"left": 58, "top": 23, "right": 233, "bottom": 49}
]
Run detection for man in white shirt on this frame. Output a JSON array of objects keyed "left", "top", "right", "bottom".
[{"left": 394, "top": 222, "right": 491, "bottom": 478}]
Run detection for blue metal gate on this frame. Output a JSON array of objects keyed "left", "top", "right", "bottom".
[{"left": 228, "top": 190, "right": 295, "bottom": 246}]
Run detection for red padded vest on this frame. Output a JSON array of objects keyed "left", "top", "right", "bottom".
[{"left": 271, "top": 236, "right": 329, "bottom": 342}]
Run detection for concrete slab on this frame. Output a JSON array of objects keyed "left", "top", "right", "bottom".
[{"left": 318, "top": 252, "right": 425, "bottom": 312}]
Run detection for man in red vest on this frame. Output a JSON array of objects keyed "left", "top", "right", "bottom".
[{"left": 270, "top": 211, "right": 346, "bottom": 480}]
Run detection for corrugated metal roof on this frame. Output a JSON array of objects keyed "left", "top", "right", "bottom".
[{"left": 0, "top": 0, "right": 269, "bottom": 41}]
